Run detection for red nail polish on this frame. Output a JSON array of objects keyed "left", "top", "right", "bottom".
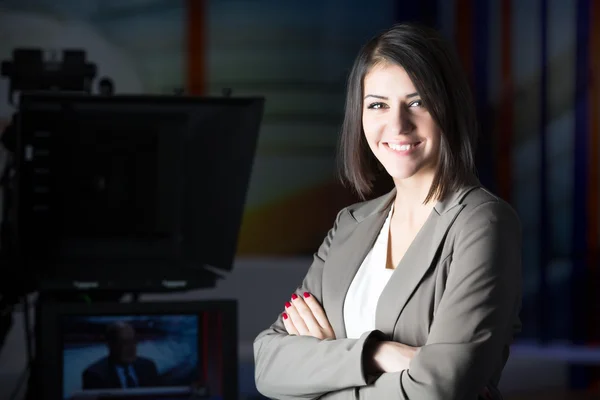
[
  {"left": 291, "top": 294, "right": 298, "bottom": 300},
  {"left": 285, "top": 301, "right": 291, "bottom": 308},
  {"left": 303, "top": 292, "right": 310, "bottom": 298},
  {"left": 282, "top": 313, "right": 288, "bottom": 320}
]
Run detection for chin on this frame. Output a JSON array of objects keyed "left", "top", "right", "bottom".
[{"left": 383, "top": 167, "right": 421, "bottom": 181}]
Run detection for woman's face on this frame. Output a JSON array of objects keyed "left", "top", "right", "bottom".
[{"left": 362, "top": 62, "right": 441, "bottom": 184}]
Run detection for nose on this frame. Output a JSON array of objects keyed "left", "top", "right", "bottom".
[{"left": 387, "top": 107, "right": 413, "bottom": 135}]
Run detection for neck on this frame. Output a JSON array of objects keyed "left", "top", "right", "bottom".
[{"left": 392, "top": 172, "right": 436, "bottom": 221}]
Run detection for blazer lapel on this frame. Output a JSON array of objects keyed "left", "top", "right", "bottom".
[
  {"left": 323, "top": 192, "right": 394, "bottom": 339},
  {"left": 375, "top": 184, "right": 480, "bottom": 336}
]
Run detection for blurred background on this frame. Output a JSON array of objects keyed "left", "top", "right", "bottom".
[{"left": 0, "top": 0, "right": 599, "bottom": 399}]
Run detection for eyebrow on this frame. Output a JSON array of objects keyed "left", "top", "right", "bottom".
[{"left": 363, "top": 92, "right": 419, "bottom": 100}]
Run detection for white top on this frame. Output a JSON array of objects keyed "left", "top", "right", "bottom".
[{"left": 343, "top": 205, "right": 395, "bottom": 339}]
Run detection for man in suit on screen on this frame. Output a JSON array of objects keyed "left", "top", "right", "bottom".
[{"left": 82, "top": 321, "right": 160, "bottom": 389}]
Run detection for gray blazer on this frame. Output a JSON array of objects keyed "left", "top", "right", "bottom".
[{"left": 254, "top": 183, "right": 522, "bottom": 400}]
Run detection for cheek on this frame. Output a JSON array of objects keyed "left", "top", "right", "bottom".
[
  {"left": 362, "top": 125, "right": 378, "bottom": 153},
  {"left": 431, "top": 129, "right": 442, "bottom": 149},
  {"left": 361, "top": 112, "right": 369, "bottom": 131},
  {"left": 361, "top": 114, "right": 379, "bottom": 140},
  {"left": 419, "top": 118, "right": 441, "bottom": 147}
]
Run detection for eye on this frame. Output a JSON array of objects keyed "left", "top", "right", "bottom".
[
  {"left": 367, "top": 102, "right": 388, "bottom": 110},
  {"left": 408, "top": 99, "right": 424, "bottom": 108}
]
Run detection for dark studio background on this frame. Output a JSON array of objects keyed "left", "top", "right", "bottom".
[{"left": 0, "top": 0, "right": 599, "bottom": 399}]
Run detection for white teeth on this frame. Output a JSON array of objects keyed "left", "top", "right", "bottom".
[{"left": 388, "top": 143, "right": 415, "bottom": 151}]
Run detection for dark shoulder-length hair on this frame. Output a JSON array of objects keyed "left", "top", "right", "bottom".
[{"left": 338, "top": 23, "right": 478, "bottom": 203}]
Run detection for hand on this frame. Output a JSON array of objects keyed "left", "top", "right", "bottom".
[
  {"left": 370, "top": 341, "right": 419, "bottom": 374},
  {"left": 482, "top": 387, "right": 493, "bottom": 400},
  {"left": 282, "top": 292, "right": 335, "bottom": 340},
  {"left": 369, "top": 342, "right": 493, "bottom": 399}
]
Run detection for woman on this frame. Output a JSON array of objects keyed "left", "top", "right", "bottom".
[{"left": 254, "top": 23, "right": 522, "bottom": 400}]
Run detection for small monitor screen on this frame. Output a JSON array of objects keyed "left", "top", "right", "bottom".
[{"left": 59, "top": 312, "right": 228, "bottom": 400}]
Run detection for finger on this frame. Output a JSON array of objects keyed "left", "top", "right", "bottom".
[
  {"left": 291, "top": 294, "right": 322, "bottom": 334},
  {"left": 285, "top": 301, "right": 309, "bottom": 335},
  {"left": 302, "top": 292, "right": 333, "bottom": 332},
  {"left": 482, "top": 387, "right": 493, "bottom": 400},
  {"left": 282, "top": 312, "right": 299, "bottom": 335}
]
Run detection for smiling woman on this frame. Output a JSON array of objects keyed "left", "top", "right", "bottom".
[{"left": 254, "top": 23, "right": 522, "bottom": 400}]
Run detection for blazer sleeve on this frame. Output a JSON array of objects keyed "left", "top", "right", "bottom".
[
  {"left": 315, "top": 200, "right": 522, "bottom": 400},
  {"left": 253, "top": 208, "right": 387, "bottom": 400}
]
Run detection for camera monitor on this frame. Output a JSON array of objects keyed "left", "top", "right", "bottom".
[
  {"left": 14, "top": 93, "right": 264, "bottom": 291},
  {"left": 39, "top": 299, "right": 237, "bottom": 400}
]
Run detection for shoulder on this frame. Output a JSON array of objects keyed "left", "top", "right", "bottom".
[
  {"left": 451, "top": 187, "right": 521, "bottom": 243},
  {"left": 84, "top": 356, "right": 109, "bottom": 374},
  {"left": 458, "top": 187, "right": 520, "bottom": 226},
  {"left": 136, "top": 356, "right": 158, "bottom": 368}
]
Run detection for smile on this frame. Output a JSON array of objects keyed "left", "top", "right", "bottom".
[{"left": 385, "top": 141, "right": 422, "bottom": 154}]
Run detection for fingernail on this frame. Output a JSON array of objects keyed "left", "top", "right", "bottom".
[
  {"left": 285, "top": 301, "right": 291, "bottom": 308},
  {"left": 291, "top": 294, "right": 298, "bottom": 300},
  {"left": 484, "top": 388, "right": 492, "bottom": 400},
  {"left": 282, "top": 313, "right": 288, "bottom": 320},
  {"left": 303, "top": 292, "right": 310, "bottom": 298}
]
